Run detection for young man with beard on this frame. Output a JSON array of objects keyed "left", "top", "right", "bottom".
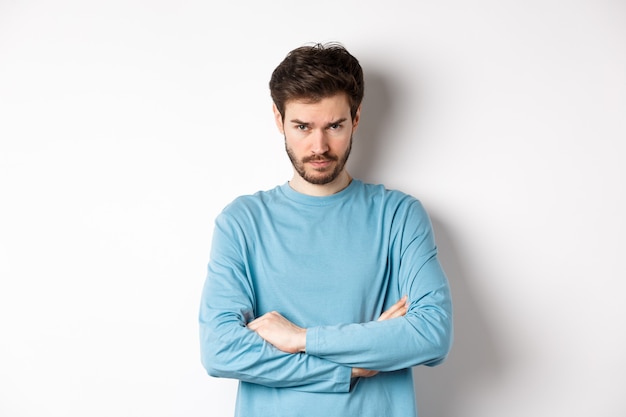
[{"left": 199, "top": 43, "right": 453, "bottom": 417}]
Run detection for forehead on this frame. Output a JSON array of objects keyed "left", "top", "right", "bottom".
[{"left": 284, "top": 93, "right": 351, "bottom": 120}]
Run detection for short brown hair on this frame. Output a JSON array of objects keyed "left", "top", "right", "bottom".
[{"left": 269, "top": 42, "right": 364, "bottom": 120}]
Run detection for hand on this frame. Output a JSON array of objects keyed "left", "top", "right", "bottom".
[
  {"left": 247, "top": 311, "right": 306, "bottom": 354},
  {"left": 377, "top": 295, "right": 408, "bottom": 322},
  {"left": 352, "top": 295, "right": 409, "bottom": 378},
  {"left": 351, "top": 367, "right": 379, "bottom": 378}
]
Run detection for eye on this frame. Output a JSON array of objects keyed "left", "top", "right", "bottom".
[
  {"left": 296, "top": 124, "right": 308, "bottom": 131},
  {"left": 329, "top": 123, "right": 342, "bottom": 130}
]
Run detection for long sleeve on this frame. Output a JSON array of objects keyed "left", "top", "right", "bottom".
[
  {"left": 199, "top": 211, "right": 352, "bottom": 393},
  {"left": 305, "top": 199, "right": 453, "bottom": 371},
  {"left": 199, "top": 181, "right": 452, "bottom": 417}
]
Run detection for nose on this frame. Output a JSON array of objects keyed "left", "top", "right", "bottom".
[{"left": 310, "top": 129, "right": 329, "bottom": 155}]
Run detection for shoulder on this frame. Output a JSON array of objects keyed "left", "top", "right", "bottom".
[
  {"left": 216, "top": 185, "right": 284, "bottom": 222},
  {"left": 354, "top": 181, "right": 432, "bottom": 235},
  {"left": 356, "top": 181, "right": 425, "bottom": 211}
]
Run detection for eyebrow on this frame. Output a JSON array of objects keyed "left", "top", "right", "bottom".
[{"left": 289, "top": 118, "right": 348, "bottom": 128}]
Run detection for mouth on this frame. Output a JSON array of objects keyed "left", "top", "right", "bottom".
[{"left": 308, "top": 159, "right": 333, "bottom": 169}]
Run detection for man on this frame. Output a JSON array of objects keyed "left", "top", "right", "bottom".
[{"left": 199, "top": 42, "right": 453, "bottom": 417}]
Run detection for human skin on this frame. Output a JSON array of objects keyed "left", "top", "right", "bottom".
[
  {"left": 250, "top": 93, "right": 408, "bottom": 378},
  {"left": 272, "top": 93, "right": 361, "bottom": 197},
  {"left": 247, "top": 296, "right": 409, "bottom": 377}
]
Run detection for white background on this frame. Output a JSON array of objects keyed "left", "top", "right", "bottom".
[{"left": 1, "top": 1, "right": 625, "bottom": 416}]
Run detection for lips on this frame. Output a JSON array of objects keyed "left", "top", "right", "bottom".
[
  {"left": 308, "top": 159, "right": 332, "bottom": 168},
  {"left": 304, "top": 155, "right": 337, "bottom": 163}
]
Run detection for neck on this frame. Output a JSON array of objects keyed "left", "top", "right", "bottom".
[{"left": 289, "top": 171, "right": 352, "bottom": 197}]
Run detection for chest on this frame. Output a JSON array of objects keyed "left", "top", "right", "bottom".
[{"left": 247, "top": 208, "right": 394, "bottom": 325}]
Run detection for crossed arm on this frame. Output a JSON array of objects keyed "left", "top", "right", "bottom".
[
  {"left": 201, "top": 201, "right": 452, "bottom": 390},
  {"left": 247, "top": 296, "right": 409, "bottom": 378}
]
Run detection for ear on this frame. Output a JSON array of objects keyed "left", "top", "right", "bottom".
[
  {"left": 352, "top": 105, "right": 362, "bottom": 132},
  {"left": 272, "top": 103, "right": 285, "bottom": 134}
]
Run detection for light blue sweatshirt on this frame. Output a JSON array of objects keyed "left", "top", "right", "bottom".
[{"left": 199, "top": 179, "right": 453, "bottom": 417}]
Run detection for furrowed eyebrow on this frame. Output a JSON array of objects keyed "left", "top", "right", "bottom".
[
  {"left": 325, "top": 118, "right": 347, "bottom": 128},
  {"left": 288, "top": 118, "right": 348, "bottom": 127}
]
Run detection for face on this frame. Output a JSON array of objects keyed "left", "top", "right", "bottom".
[{"left": 274, "top": 93, "right": 360, "bottom": 187}]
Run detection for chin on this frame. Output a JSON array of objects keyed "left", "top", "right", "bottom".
[{"left": 305, "top": 173, "right": 340, "bottom": 185}]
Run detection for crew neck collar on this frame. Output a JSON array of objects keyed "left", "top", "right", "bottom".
[{"left": 280, "top": 179, "right": 360, "bottom": 206}]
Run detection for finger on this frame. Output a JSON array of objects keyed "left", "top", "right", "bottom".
[
  {"left": 352, "top": 367, "right": 379, "bottom": 378},
  {"left": 247, "top": 311, "right": 282, "bottom": 330},
  {"left": 377, "top": 295, "right": 408, "bottom": 321},
  {"left": 388, "top": 304, "right": 408, "bottom": 319},
  {"left": 247, "top": 318, "right": 260, "bottom": 330},
  {"left": 246, "top": 312, "right": 270, "bottom": 330}
]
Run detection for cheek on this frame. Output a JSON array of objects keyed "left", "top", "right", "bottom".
[
  {"left": 332, "top": 135, "right": 352, "bottom": 151},
  {"left": 284, "top": 136, "right": 304, "bottom": 153}
]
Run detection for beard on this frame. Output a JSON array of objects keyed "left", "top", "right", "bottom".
[{"left": 285, "top": 136, "right": 353, "bottom": 185}]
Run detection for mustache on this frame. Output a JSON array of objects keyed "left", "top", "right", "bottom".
[{"left": 302, "top": 154, "right": 338, "bottom": 163}]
